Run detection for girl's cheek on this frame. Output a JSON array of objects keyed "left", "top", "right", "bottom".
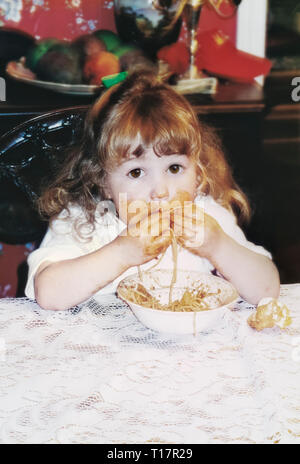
[{"left": 172, "top": 190, "right": 193, "bottom": 203}]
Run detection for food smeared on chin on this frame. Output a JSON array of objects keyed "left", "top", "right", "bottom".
[{"left": 247, "top": 297, "right": 292, "bottom": 331}]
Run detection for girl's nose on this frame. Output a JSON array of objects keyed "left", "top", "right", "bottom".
[{"left": 150, "top": 179, "right": 169, "bottom": 201}]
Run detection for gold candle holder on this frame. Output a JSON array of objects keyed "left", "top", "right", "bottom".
[
  {"left": 184, "top": 0, "right": 204, "bottom": 79},
  {"left": 175, "top": 0, "right": 238, "bottom": 92}
]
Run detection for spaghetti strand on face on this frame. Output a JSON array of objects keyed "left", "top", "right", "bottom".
[{"left": 168, "top": 228, "right": 178, "bottom": 305}]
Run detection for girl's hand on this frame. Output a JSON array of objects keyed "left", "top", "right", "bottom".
[
  {"left": 117, "top": 208, "right": 172, "bottom": 267},
  {"left": 171, "top": 203, "right": 224, "bottom": 260}
]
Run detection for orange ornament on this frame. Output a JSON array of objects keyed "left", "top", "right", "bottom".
[{"left": 83, "top": 51, "right": 120, "bottom": 85}]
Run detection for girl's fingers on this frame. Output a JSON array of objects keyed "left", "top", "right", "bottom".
[
  {"left": 128, "top": 203, "right": 170, "bottom": 223},
  {"left": 171, "top": 217, "right": 203, "bottom": 235},
  {"left": 144, "top": 233, "right": 171, "bottom": 256},
  {"left": 172, "top": 214, "right": 205, "bottom": 247},
  {"left": 140, "top": 212, "right": 169, "bottom": 236},
  {"left": 127, "top": 204, "right": 205, "bottom": 247},
  {"left": 129, "top": 208, "right": 165, "bottom": 225},
  {"left": 128, "top": 210, "right": 171, "bottom": 238},
  {"left": 177, "top": 229, "right": 205, "bottom": 248},
  {"left": 171, "top": 206, "right": 204, "bottom": 222},
  {"left": 129, "top": 203, "right": 204, "bottom": 226}
]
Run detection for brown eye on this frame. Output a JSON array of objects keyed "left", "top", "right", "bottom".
[
  {"left": 128, "top": 168, "right": 142, "bottom": 178},
  {"left": 168, "top": 164, "right": 182, "bottom": 174}
]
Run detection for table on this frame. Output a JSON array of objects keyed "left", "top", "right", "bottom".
[{"left": 0, "top": 284, "right": 300, "bottom": 444}]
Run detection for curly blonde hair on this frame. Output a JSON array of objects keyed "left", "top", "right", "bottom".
[{"left": 38, "top": 70, "right": 250, "bottom": 234}]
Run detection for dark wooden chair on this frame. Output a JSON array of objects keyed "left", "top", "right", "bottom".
[
  {"left": 0, "top": 105, "right": 88, "bottom": 244},
  {"left": 0, "top": 106, "right": 88, "bottom": 295}
]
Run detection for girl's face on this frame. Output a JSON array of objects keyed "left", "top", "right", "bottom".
[{"left": 105, "top": 145, "right": 198, "bottom": 223}]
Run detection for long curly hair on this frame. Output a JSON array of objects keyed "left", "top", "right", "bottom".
[{"left": 38, "top": 70, "right": 250, "bottom": 236}]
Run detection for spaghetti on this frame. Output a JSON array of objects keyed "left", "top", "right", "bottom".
[
  {"left": 120, "top": 228, "right": 222, "bottom": 313},
  {"left": 119, "top": 279, "right": 221, "bottom": 312},
  {"left": 121, "top": 194, "right": 221, "bottom": 313}
]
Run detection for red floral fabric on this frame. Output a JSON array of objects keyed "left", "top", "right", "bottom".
[{"left": 0, "top": 1, "right": 236, "bottom": 42}]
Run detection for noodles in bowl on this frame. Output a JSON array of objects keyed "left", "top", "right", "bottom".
[{"left": 117, "top": 269, "right": 239, "bottom": 334}]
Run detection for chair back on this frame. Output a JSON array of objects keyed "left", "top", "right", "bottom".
[{"left": 0, "top": 106, "right": 88, "bottom": 244}]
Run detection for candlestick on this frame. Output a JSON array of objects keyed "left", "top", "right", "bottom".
[{"left": 184, "top": 0, "right": 204, "bottom": 79}]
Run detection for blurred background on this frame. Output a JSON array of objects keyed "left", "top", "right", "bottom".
[
  {"left": 0, "top": 0, "right": 237, "bottom": 42},
  {"left": 0, "top": 0, "right": 299, "bottom": 297}
]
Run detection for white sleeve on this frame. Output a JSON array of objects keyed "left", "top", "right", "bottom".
[
  {"left": 198, "top": 196, "right": 272, "bottom": 259},
  {"left": 25, "top": 219, "right": 85, "bottom": 300},
  {"left": 24, "top": 204, "right": 122, "bottom": 300}
]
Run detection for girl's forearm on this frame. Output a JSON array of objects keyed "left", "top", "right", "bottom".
[
  {"left": 34, "top": 238, "right": 131, "bottom": 310},
  {"left": 208, "top": 234, "right": 280, "bottom": 305}
]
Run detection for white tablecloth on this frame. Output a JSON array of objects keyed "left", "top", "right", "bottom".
[{"left": 0, "top": 285, "right": 300, "bottom": 444}]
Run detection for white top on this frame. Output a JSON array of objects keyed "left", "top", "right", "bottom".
[{"left": 25, "top": 195, "right": 272, "bottom": 300}]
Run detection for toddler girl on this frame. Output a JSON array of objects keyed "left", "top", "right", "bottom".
[{"left": 25, "top": 71, "right": 280, "bottom": 310}]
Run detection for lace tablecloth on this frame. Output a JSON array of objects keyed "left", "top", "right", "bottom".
[{"left": 0, "top": 285, "right": 300, "bottom": 444}]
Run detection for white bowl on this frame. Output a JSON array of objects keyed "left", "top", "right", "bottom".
[{"left": 117, "top": 269, "right": 239, "bottom": 335}]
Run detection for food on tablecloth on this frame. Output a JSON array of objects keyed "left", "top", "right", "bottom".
[{"left": 247, "top": 297, "right": 292, "bottom": 331}]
